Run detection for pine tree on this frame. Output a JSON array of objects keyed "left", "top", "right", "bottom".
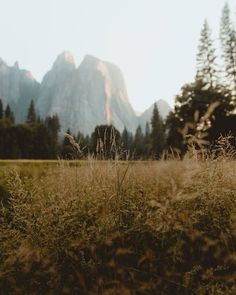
[
  {"left": 196, "top": 19, "right": 218, "bottom": 88},
  {"left": 121, "top": 127, "right": 133, "bottom": 150},
  {"left": 26, "top": 100, "right": 37, "bottom": 123},
  {"left": 220, "top": 3, "right": 236, "bottom": 99},
  {"left": 144, "top": 122, "right": 151, "bottom": 158},
  {"left": 121, "top": 127, "right": 134, "bottom": 159},
  {"left": 45, "top": 114, "right": 60, "bottom": 137},
  {"left": 0, "top": 99, "right": 3, "bottom": 120},
  {"left": 91, "top": 125, "right": 120, "bottom": 159},
  {"left": 151, "top": 103, "right": 165, "bottom": 158},
  {"left": 134, "top": 125, "right": 144, "bottom": 158},
  {"left": 5, "top": 104, "right": 15, "bottom": 124},
  {"left": 166, "top": 80, "right": 233, "bottom": 153}
]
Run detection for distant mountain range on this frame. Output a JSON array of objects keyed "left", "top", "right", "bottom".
[{"left": 0, "top": 51, "right": 171, "bottom": 134}]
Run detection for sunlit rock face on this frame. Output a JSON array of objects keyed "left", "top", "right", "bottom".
[
  {"left": 37, "top": 52, "right": 137, "bottom": 134},
  {"left": 0, "top": 51, "right": 171, "bottom": 134},
  {"left": 138, "top": 99, "right": 172, "bottom": 130},
  {"left": 36, "top": 51, "right": 76, "bottom": 119},
  {"left": 0, "top": 59, "right": 40, "bottom": 122}
]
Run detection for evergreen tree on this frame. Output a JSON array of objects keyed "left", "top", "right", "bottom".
[
  {"left": 134, "top": 125, "right": 144, "bottom": 158},
  {"left": 44, "top": 114, "right": 60, "bottom": 157},
  {"left": 45, "top": 114, "right": 60, "bottom": 137},
  {"left": 121, "top": 127, "right": 129, "bottom": 150},
  {"left": 151, "top": 103, "right": 165, "bottom": 158},
  {"left": 91, "top": 125, "right": 120, "bottom": 159},
  {"left": 0, "top": 99, "right": 3, "bottom": 120},
  {"left": 220, "top": 3, "right": 236, "bottom": 99},
  {"left": 26, "top": 100, "right": 37, "bottom": 123},
  {"left": 121, "top": 127, "right": 133, "bottom": 150},
  {"left": 196, "top": 20, "right": 218, "bottom": 88},
  {"left": 5, "top": 104, "right": 15, "bottom": 124},
  {"left": 5, "top": 104, "right": 11, "bottom": 119},
  {"left": 144, "top": 122, "right": 152, "bottom": 158},
  {"left": 166, "top": 80, "right": 233, "bottom": 153}
]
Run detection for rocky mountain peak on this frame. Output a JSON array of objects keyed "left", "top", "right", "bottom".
[
  {"left": 53, "top": 51, "right": 75, "bottom": 70},
  {"left": 0, "top": 51, "right": 171, "bottom": 135}
]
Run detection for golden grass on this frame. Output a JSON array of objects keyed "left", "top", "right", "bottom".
[{"left": 0, "top": 153, "right": 235, "bottom": 294}]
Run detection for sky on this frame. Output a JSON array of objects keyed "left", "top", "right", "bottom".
[{"left": 0, "top": 0, "right": 236, "bottom": 112}]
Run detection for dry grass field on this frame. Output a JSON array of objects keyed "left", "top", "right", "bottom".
[{"left": 0, "top": 148, "right": 236, "bottom": 294}]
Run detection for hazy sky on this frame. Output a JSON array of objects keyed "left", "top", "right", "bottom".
[{"left": 0, "top": 0, "right": 236, "bottom": 111}]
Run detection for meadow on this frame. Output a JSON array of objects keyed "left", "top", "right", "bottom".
[{"left": 0, "top": 147, "right": 235, "bottom": 294}]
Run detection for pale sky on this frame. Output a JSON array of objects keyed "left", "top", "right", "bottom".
[{"left": 0, "top": 0, "right": 236, "bottom": 112}]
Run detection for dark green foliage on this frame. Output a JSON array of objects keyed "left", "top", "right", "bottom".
[
  {"left": 4, "top": 104, "right": 15, "bottom": 124},
  {"left": 0, "top": 99, "right": 3, "bottom": 120},
  {"left": 0, "top": 123, "right": 59, "bottom": 159},
  {"left": 26, "top": 100, "right": 37, "bottom": 123},
  {"left": 121, "top": 127, "right": 134, "bottom": 159},
  {"left": 144, "top": 122, "right": 152, "bottom": 158},
  {"left": 91, "top": 125, "right": 121, "bottom": 159},
  {"left": 151, "top": 103, "right": 165, "bottom": 158},
  {"left": 133, "top": 125, "right": 144, "bottom": 158},
  {"left": 166, "top": 80, "right": 234, "bottom": 153},
  {"left": 0, "top": 104, "right": 60, "bottom": 159}
]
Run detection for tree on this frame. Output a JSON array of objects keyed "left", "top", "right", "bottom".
[
  {"left": 166, "top": 80, "right": 233, "bottom": 153},
  {"left": 0, "top": 99, "right": 3, "bottom": 120},
  {"left": 45, "top": 114, "right": 60, "bottom": 138},
  {"left": 144, "top": 122, "right": 152, "bottom": 158},
  {"left": 91, "top": 125, "right": 120, "bottom": 159},
  {"left": 133, "top": 125, "right": 144, "bottom": 158},
  {"left": 121, "top": 127, "right": 133, "bottom": 150},
  {"left": 5, "top": 104, "right": 15, "bottom": 124},
  {"left": 44, "top": 114, "right": 60, "bottom": 157},
  {"left": 26, "top": 100, "right": 37, "bottom": 123},
  {"left": 196, "top": 20, "right": 218, "bottom": 88},
  {"left": 220, "top": 3, "right": 236, "bottom": 100},
  {"left": 151, "top": 103, "right": 165, "bottom": 158}
]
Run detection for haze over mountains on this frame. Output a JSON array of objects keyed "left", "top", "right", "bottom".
[{"left": 0, "top": 51, "right": 171, "bottom": 134}]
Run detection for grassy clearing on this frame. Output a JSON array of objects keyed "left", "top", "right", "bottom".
[{"left": 0, "top": 154, "right": 235, "bottom": 294}]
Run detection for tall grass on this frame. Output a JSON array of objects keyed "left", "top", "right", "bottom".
[{"left": 0, "top": 143, "right": 235, "bottom": 294}]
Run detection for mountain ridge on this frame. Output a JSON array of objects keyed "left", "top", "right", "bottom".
[{"left": 0, "top": 52, "right": 171, "bottom": 134}]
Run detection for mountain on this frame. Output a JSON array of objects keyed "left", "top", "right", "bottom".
[
  {"left": 138, "top": 99, "right": 172, "bottom": 130},
  {"left": 0, "top": 52, "right": 171, "bottom": 134},
  {"left": 0, "top": 58, "right": 40, "bottom": 122},
  {"left": 36, "top": 52, "right": 138, "bottom": 134}
]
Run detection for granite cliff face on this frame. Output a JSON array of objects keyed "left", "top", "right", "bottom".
[
  {"left": 0, "top": 52, "right": 171, "bottom": 134},
  {"left": 36, "top": 52, "right": 138, "bottom": 134},
  {"left": 0, "top": 59, "right": 40, "bottom": 122}
]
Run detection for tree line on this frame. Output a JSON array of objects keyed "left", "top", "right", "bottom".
[
  {"left": 61, "top": 103, "right": 165, "bottom": 160},
  {"left": 0, "top": 100, "right": 60, "bottom": 159}
]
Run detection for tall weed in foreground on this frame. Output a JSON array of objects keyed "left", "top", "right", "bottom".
[{"left": 0, "top": 140, "right": 235, "bottom": 294}]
